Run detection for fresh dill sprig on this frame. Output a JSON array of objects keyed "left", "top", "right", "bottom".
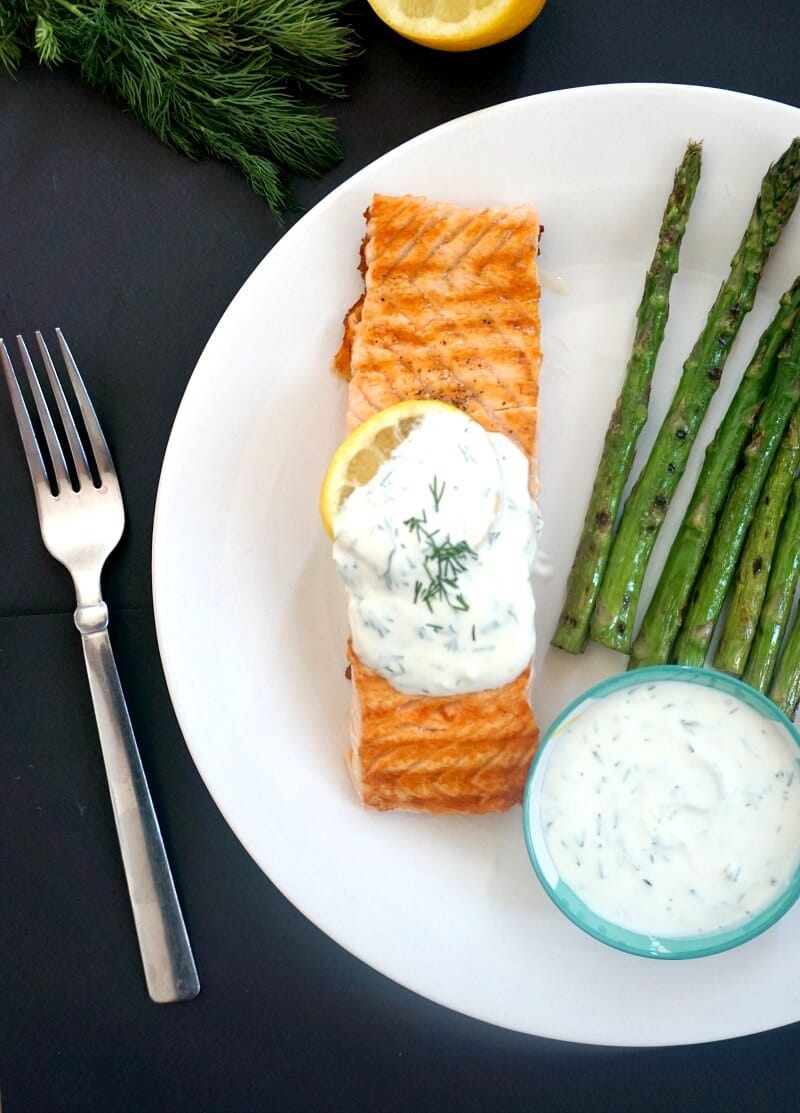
[
  {"left": 0, "top": 0, "right": 359, "bottom": 216},
  {"left": 404, "top": 478, "right": 477, "bottom": 614}
]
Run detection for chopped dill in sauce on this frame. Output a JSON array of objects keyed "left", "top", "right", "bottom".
[
  {"left": 539, "top": 680, "right": 800, "bottom": 936},
  {"left": 331, "top": 408, "right": 538, "bottom": 696},
  {"left": 404, "top": 500, "right": 477, "bottom": 613}
]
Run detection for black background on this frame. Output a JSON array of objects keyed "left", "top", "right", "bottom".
[{"left": 1, "top": 1, "right": 799, "bottom": 1109}]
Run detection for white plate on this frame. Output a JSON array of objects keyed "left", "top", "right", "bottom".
[{"left": 153, "top": 84, "right": 800, "bottom": 1046}]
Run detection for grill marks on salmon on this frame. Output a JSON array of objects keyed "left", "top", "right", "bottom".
[
  {"left": 346, "top": 646, "right": 538, "bottom": 814},
  {"left": 334, "top": 193, "right": 542, "bottom": 814},
  {"left": 338, "top": 194, "right": 541, "bottom": 462}
]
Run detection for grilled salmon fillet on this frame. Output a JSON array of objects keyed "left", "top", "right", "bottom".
[{"left": 334, "top": 193, "right": 542, "bottom": 814}]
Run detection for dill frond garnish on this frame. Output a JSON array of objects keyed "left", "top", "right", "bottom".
[
  {"left": 404, "top": 478, "right": 477, "bottom": 614},
  {"left": 0, "top": 0, "right": 358, "bottom": 216},
  {"left": 429, "top": 475, "right": 445, "bottom": 511}
]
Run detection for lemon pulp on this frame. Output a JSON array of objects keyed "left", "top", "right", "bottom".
[{"left": 367, "top": 0, "right": 547, "bottom": 52}]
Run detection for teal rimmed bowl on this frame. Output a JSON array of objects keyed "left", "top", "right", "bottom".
[{"left": 522, "top": 665, "right": 800, "bottom": 959}]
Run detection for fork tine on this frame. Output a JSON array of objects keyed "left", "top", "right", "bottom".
[
  {"left": 35, "top": 331, "right": 93, "bottom": 487},
  {"left": 54, "top": 328, "right": 116, "bottom": 483},
  {"left": 0, "top": 339, "right": 52, "bottom": 501},
  {"left": 15, "top": 335, "right": 72, "bottom": 492}
]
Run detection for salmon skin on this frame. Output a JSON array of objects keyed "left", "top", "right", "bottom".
[{"left": 334, "top": 193, "right": 542, "bottom": 814}]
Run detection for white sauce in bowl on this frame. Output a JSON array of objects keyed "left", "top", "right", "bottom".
[
  {"left": 332, "top": 409, "right": 537, "bottom": 696},
  {"left": 538, "top": 680, "right": 800, "bottom": 936}
]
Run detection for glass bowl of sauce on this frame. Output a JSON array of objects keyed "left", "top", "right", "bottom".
[{"left": 523, "top": 666, "right": 800, "bottom": 958}]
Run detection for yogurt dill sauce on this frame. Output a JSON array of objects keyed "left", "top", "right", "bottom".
[
  {"left": 538, "top": 680, "right": 800, "bottom": 936},
  {"left": 332, "top": 408, "right": 538, "bottom": 696}
]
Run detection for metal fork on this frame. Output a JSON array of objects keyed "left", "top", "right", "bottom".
[{"left": 1, "top": 329, "right": 199, "bottom": 1004}]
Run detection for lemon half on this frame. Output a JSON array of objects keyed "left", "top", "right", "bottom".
[
  {"left": 320, "top": 400, "right": 466, "bottom": 537},
  {"left": 367, "top": 0, "right": 547, "bottom": 52}
]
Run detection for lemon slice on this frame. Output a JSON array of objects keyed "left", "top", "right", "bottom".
[
  {"left": 320, "top": 399, "right": 465, "bottom": 537},
  {"left": 367, "top": 0, "right": 547, "bottom": 51}
]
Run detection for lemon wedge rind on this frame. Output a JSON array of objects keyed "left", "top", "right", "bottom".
[{"left": 319, "top": 399, "right": 466, "bottom": 537}]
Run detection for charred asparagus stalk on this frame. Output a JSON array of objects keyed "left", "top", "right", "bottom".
[
  {"left": 629, "top": 279, "right": 800, "bottom": 669},
  {"left": 674, "top": 322, "right": 800, "bottom": 666},
  {"left": 552, "top": 142, "right": 702, "bottom": 653},
  {"left": 714, "top": 412, "right": 800, "bottom": 676},
  {"left": 769, "top": 606, "right": 800, "bottom": 719},
  {"left": 743, "top": 475, "right": 800, "bottom": 693},
  {"left": 591, "top": 138, "right": 800, "bottom": 653}
]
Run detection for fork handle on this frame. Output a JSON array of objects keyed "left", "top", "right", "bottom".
[{"left": 77, "top": 606, "right": 200, "bottom": 1003}]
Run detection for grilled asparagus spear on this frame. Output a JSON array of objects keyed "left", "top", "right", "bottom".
[
  {"left": 552, "top": 142, "right": 702, "bottom": 653},
  {"left": 743, "top": 476, "right": 800, "bottom": 692},
  {"left": 629, "top": 278, "right": 800, "bottom": 668},
  {"left": 769, "top": 606, "right": 800, "bottom": 719},
  {"left": 714, "top": 412, "right": 800, "bottom": 676},
  {"left": 591, "top": 138, "right": 800, "bottom": 653},
  {"left": 674, "top": 322, "right": 800, "bottom": 666}
]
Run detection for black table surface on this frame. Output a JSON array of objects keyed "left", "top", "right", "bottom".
[{"left": 2, "top": 2, "right": 799, "bottom": 1110}]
